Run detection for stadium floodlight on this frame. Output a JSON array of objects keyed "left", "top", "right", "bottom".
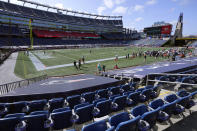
[{"left": 17, "top": 0, "right": 122, "bottom": 19}]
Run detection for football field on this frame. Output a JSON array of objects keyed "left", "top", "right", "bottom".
[{"left": 14, "top": 46, "right": 169, "bottom": 79}]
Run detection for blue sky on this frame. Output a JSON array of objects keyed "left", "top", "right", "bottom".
[{"left": 6, "top": 0, "right": 197, "bottom": 36}]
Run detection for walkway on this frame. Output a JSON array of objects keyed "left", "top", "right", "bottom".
[{"left": 0, "top": 52, "right": 22, "bottom": 85}]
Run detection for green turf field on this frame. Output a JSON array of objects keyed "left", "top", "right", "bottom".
[{"left": 14, "top": 46, "right": 169, "bottom": 79}]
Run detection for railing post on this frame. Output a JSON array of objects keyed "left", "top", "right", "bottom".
[
  {"left": 146, "top": 74, "right": 149, "bottom": 86},
  {"left": 6, "top": 84, "right": 9, "bottom": 93}
]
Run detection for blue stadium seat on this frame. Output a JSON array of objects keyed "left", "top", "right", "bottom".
[
  {"left": 115, "top": 116, "right": 140, "bottom": 131},
  {"left": 141, "top": 88, "right": 157, "bottom": 100},
  {"left": 66, "top": 95, "right": 82, "bottom": 109},
  {"left": 120, "top": 84, "right": 134, "bottom": 93},
  {"left": 24, "top": 113, "right": 51, "bottom": 131},
  {"left": 109, "top": 86, "right": 120, "bottom": 95},
  {"left": 109, "top": 112, "right": 130, "bottom": 127},
  {"left": 164, "top": 94, "right": 185, "bottom": 114},
  {"left": 28, "top": 99, "right": 47, "bottom": 112},
  {"left": 81, "top": 92, "right": 96, "bottom": 103},
  {"left": 82, "top": 120, "right": 114, "bottom": 131},
  {"left": 131, "top": 104, "right": 158, "bottom": 130},
  {"left": 141, "top": 108, "right": 159, "bottom": 128},
  {"left": 6, "top": 101, "right": 28, "bottom": 114},
  {"left": 0, "top": 117, "right": 22, "bottom": 131},
  {"left": 127, "top": 92, "right": 141, "bottom": 106},
  {"left": 48, "top": 97, "right": 65, "bottom": 112},
  {"left": 177, "top": 90, "right": 190, "bottom": 97},
  {"left": 96, "top": 89, "right": 109, "bottom": 98},
  {"left": 111, "top": 95, "right": 127, "bottom": 111},
  {"left": 95, "top": 99, "right": 112, "bottom": 118},
  {"left": 51, "top": 108, "right": 73, "bottom": 130},
  {"left": 131, "top": 104, "right": 149, "bottom": 117},
  {"left": 74, "top": 104, "right": 94, "bottom": 124},
  {"left": 149, "top": 99, "right": 170, "bottom": 122}
]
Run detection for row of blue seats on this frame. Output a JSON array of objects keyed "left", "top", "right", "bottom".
[
  {"left": 0, "top": 85, "right": 162, "bottom": 131},
  {"left": 0, "top": 83, "right": 136, "bottom": 116},
  {"left": 82, "top": 90, "right": 197, "bottom": 131},
  {"left": 0, "top": 84, "right": 159, "bottom": 117},
  {"left": 156, "top": 75, "right": 197, "bottom": 84},
  {"left": 0, "top": 37, "right": 130, "bottom": 47}
]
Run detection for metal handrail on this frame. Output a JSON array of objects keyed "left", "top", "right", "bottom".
[{"left": 0, "top": 75, "right": 48, "bottom": 95}]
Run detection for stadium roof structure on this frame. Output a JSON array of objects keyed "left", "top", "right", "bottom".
[{"left": 17, "top": 0, "right": 122, "bottom": 20}]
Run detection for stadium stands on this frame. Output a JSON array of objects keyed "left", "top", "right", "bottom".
[
  {"left": 0, "top": 1, "right": 122, "bottom": 33},
  {"left": 0, "top": 81, "right": 196, "bottom": 131},
  {"left": 129, "top": 38, "right": 167, "bottom": 46}
]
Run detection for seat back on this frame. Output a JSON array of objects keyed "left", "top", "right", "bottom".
[
  {"left": 141, "top": 89, "right": 153, "bottom": 100},
  {"left": 113, "top": 95, "right": 127, "bottom": 111},
  {"left": 131, "top": 104, "right": 148, "bottom": 117},
  {"left": 6, "top": 101, "right": 27, "bottom": 114},
  {"left": 128, "top": 92, "right": 140, "bottom": 104},
  {"left": 97, "top": 89, "right": 108, "bottom": 98},
  {"left": 51, "top": 109, "right": 73, "bottom": 130},
  {"left": 177, "top": 90, "right": 190, "bottom": 97},
  {"left": 0, "top": 117, "right": 20, "bottom": 131},
  {"left": 141, "top": 109, "right": 159, "bottom": 128},
  {"left": 49, "top": 98, "right": 64, "bottom": 112},
  {"left": 116, "top": 116, "right": 140, "bottom": 131},
  {"left": 82, "top": 92, "right": 96, "bottom": 103},
  {"left": 75, "top": 104, "right": 94, "bottom": 124},
  {"left": 109, "top": 112, "right": 130, "bottom": 127},
  {"left": 149, "top": 99, "right": 164, "bottom": 110},
  {"left": 67, "top": 95, "right": 81, "bottom": 109},
  {"left": 28, "top": 99, "right": 47, "bottom": 112},
  {"left": 95, "top": 99, "right": 112, "bottom": 118},
  {"left": 164, "top": 94, "right": 178, "bottom": 103},
  {"left": 82, "top": 120, "right": 107, "bottom": 131},
  {"left": 121, "top": 85, "right": 131, "bottom": 92},
  {"left": 110, "top": 86, "right": 120, "bottom": 95},
  {"left": 25, "top": 114, "right": 48, "bottom": 131}
]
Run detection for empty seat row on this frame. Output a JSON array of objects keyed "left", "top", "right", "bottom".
[{"left": 82, "top": 90, "right": 197, "bottom": 131}]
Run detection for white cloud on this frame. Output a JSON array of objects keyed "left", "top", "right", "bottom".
[
  {"left": 171, "top": 0, "right": 191, "bottom": 5},
  {"left": 115, "top": 0, "right": 126, "bottom": 5},
  {"left": 133, "top": 5, "right": 144, "bottom": 12},
  {"left": 146, "top": 0, "right": 157, "bottom": 5},
  {"left": 97, "top": 6, "right": 106, "bottom": 15},
  {"left": 135, "top": 17, "right": 143, "bottom": 22},
  {"left": 55, "top": 3, "right": 64, "bottom": 9},
  {"left": 112, "top": 6, "right": 128, "bottom": 14},
  {"left": 103, "top": 0, "right": 114, "bottom": 8}
]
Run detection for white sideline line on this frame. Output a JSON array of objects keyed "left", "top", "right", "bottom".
[{"left": 29, "top": 53, "right": 126, "bottom": 71}]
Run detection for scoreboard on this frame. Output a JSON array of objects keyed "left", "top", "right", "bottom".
[{"left": 144, "top": 24, "right": 172, "bottom": 37}]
